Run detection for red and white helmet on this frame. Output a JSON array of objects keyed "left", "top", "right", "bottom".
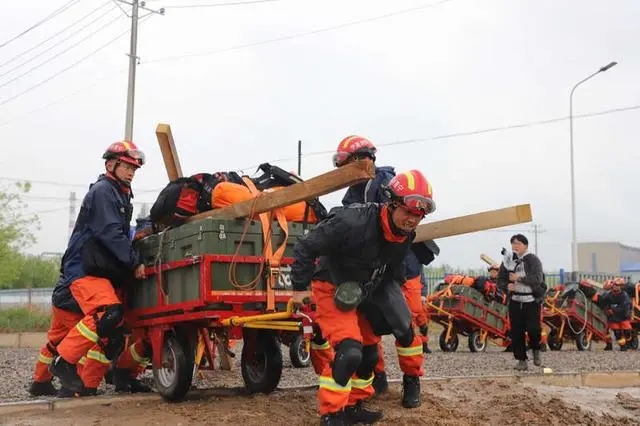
[
  {"left": 102, "top": 141, "right": 145, "bottom": 168},
  {"left": 332, "top": 135, "right": 377, "bottom": 167},
  {"left": 386, "top": 169, "right": 435, "bottom": 216}
]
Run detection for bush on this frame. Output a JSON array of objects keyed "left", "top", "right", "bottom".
[{"left": 0, "top": 307, "right": 50, "bottom": 333}]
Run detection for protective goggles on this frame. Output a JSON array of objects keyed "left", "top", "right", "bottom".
[
  {"left": 332, "top": 150, "right": 375, "bottom": 168},
  {"left": 400, "top": 194, "right": 436, "bottom": 216},
  {"left": 123, "top": 149, "right": 146, "bottom": 166}
]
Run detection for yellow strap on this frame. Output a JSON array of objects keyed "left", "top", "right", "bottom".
[{"left": 242, "top": 177, "right": 289, "bottom": 311}]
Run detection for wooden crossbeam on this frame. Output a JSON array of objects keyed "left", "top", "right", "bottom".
[
  {"left": 156, "top": 123, "right": 183, "bottom": 181},
  {"left": 186, "top": 160, "right": 375, "bottom": 222},
  {"left": 415, "top": 204, "right": 533, "bottom": 242}
]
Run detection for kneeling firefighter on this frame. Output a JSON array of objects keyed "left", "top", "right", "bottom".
[
  {"left": 41, "top": 142, "right": 148, "bottom": 394},
  {"left": 291, "top": 170, "right": 436, "bottom": 425}
]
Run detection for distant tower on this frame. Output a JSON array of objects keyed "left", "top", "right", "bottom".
[
  {"left": 138, "top": 202, "right": 149, "bottom": 219},
  {"left": 67, "top": 191, "right": 77, "bottom": 242}
]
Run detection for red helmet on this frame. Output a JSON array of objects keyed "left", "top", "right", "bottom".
[
  {"left": 332, "top": 135, "right": 377, "bottom": 167},
  {"left": 102, "top": 141, "right": 145, "bottom": 168},
  {"left": 386, "top": 169, "right": 435, "bottom": 216}
]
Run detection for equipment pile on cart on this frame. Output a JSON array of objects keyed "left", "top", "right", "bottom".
[{"left": 543, "top": 280, "right": 610, "bottom": 351}]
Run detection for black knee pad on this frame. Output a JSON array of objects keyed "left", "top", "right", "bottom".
[
  {"left": 96, "top": 304, "right": 123, "bottom": 338},
  {"left": 355, "top": 344, "right": 378, "bottom": 378},
  {"left": 332, "top": 339, "right": 363, "bottom": 387},
  {"left": 397, "top": 327, "right": 415, "bottom": 348},
  {"left": 104, "top": 327, "right": 125, "bottom": 361}
]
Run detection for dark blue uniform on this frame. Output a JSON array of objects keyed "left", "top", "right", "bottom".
[{"left": 52, "top": 175, "right": 138, "bottom": 313}]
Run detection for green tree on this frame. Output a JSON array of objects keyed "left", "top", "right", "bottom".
[{"left": 0, "top": 182, "right": 43, "bottom": 288}]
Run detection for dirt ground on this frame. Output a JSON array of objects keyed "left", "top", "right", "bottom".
[{"left": 4, "top": 378, "right": 640, "bottom": 426}]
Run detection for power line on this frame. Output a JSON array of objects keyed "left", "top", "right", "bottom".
[
  {"left": 164, "top": 0, "right": 283, "bottom": 8},
  {"left": 236, "top": 103, "right": 640, "bottom": 172},
  {"left": 145, "top": 0, "right": 455, "bottom": 63},
  {"left": 0, "top": 175, "right": 159, "bottom": 193},
  {"left": 0, "top": 0, "right": 82, "bottom": 50},
  {"left": 0, "top": 11, "right": 124, "bottom": 89},
  {"left": 0, "top": 68, "right": 127, "bottom": 127},
  {"left": 0, "top": 14, "right": 153, "bottom": 108},
  {"left": 0, "top": 1, "right": 113, "bottom": 70}
]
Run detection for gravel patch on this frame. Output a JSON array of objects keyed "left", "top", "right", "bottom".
[{"left": 2, "top": 336, "right": 639, "bottom": 404}]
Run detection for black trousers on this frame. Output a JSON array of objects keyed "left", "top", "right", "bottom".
[{"left": 508, "top": 300, "right": 541, "bottom": 361}]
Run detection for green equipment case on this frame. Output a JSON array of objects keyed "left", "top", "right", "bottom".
[{"left": 127, "top": 217, "right": 310, "bottom": 310}]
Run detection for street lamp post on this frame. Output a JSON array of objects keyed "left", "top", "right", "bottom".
[{"left": 569, "top": 61, "right": 617, "bottom": 276}]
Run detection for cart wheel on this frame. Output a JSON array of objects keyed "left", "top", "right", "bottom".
[
  {"left": 152, "top": 333, "right": 195, "bottom": 402},
  {"left": 547, "top": 329, "right": 563, "bottom": 351},
  {"left": 468, "top": 330, "right": 487, "bottom": 353},
  {"left": 439, "top": 330, "right": 459, "bottom": 352},
  {"left": 289, "top": 334, "right": 310, "bottom": 368},
  {"left": 241, "top": 329, "right": 283, "bottom": 394},
  {"left": 575, "top": 331, "right": 591, "bottom": 351}
]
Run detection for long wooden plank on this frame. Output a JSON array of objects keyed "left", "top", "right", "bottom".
[
  {"left": 186, "top": 160, "right": 375, "bottom": 222},
  {"left": 155, "top": 123, "right": 183, "bottom": 181},
  {"left": 414, "top": 204, "right": 533, "bottom": 242}
]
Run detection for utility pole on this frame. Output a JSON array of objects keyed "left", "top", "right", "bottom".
[
  {"left": 116, "top": 0, "right": 165, "bottom": 141},
  {"left": 532, "top": 223, "right": 546, "bottom": 255},
  {"left": 297, "top": 140, "right": 302, "bottom": 176},
  {"left": 67, "top": 191, "right": 76, "bottom": 242}
]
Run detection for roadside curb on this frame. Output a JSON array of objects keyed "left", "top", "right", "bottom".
[
  {"left": 3, "top": 370, "right": 639, "bottom": 416},
  {"left": 0, "top": 332, "right": 46, "bottom": 349}
]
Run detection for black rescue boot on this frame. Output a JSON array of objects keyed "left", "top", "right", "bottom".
[
  {"left": 112, "top": 368, "right": 152, "bottom": 393},
  {"left": 320, "top": 410, "right": 349, "bottom": 426},
  {"left": 401, "top": 374, "right": 421, "bottom": 408},
  {"left": 48, "top": 356, "right": 83, "bottom": 394},
  {"left": 56, "top": 386, "right": 99, "bottom": 398},
  {"left": 371, "top": 371, "right": 388, "bottom": 394},
  {"left": 533, "top": 350, "right": 542, "bottom": 366},
  {"left": 422, "top": 342, "right": 432, "bottom": 354},
  {"left": 28, "top": 380, "right": 57, "bottom": 397},
  {"left": 345, "top": 401, "right": 383, "bottom": 424}
]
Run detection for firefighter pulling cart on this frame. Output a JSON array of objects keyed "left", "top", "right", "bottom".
[
  {"left": 121, "top": 124, "right": 378, "bottom": 402},
  {"left": 120, "top": 123, "right": 535, "bottom": 402}
]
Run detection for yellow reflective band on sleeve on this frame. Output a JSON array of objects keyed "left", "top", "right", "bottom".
[
  {"left": 76, "top": 320, "right": 99, "bottom": 343},
  {"left": 311, "top": 341, "right": 331, "bottom": 351},
  {"left": 86, "top": 349, "right": 110, "bottom": 365},
  {"left": 38, "top": 353, "right": 54, "bottom": 365},
  {"left": 78, "top": 356, "right": 87, "bottom": 365},
  {"left": 319, "top": 376, "right": 351, "bottom": 393},
  {"left": 396, "top": 345, "right": 423, "bottom": 357},
  {"left": 130, "top": 344, "right": 150, "bottom": 365},
  {"left": 350, "top": 374, "right": 374, "bottom": 390}
]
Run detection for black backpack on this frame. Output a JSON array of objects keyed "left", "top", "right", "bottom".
[
  {"left": 150, "top": 173, "right": 218, "bottom": 227},
  {"left": 251, "top": 163, "right": 328, "bottom": 221}
]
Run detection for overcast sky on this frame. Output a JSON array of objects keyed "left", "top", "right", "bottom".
[{"left": 0, "top": 0, "right": 638, "bottom": 272}]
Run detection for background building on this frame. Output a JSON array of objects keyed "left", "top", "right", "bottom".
[{"left": 578, "top": 241, "right": 640, "bottom": 281}]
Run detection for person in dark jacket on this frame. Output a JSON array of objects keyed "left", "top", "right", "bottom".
[
  {"left": 327, "top": 135, "right": 436, "bottom": 404},
  {"left": 497, "top": 234, "right": 545, "bottom": 371},
  {"left": 594, "top": 278, "right": 633, "bottom": 350},
  {"left": 291, "top": 169, "right": 436, "bottom": 426},
  {"left": 31, "top": 142, "right": 148, "bottom": 396}
]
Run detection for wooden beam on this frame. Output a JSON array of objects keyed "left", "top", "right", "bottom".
[
  {"left": 414, "top": 204, "right": 533, "bottom": 242},
  {"left": 186, "top": 160, "right": 375, "bottom": 222},
  {"left": 155, "top": 123, "right": 183, "bottom": 181}
]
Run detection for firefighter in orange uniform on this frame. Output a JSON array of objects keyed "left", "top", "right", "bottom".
[
  {"left": 291, "top": 169, "right": 436, "bottom": 425},
  {"left": 312, "top": 135, "right": 437, "bottom": 407},
  {"left": 594, "top": 278, "right": 633, "bottom": 351},
  {"left": 30, "top": 142, "right": 149, "bottom": 395}
]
